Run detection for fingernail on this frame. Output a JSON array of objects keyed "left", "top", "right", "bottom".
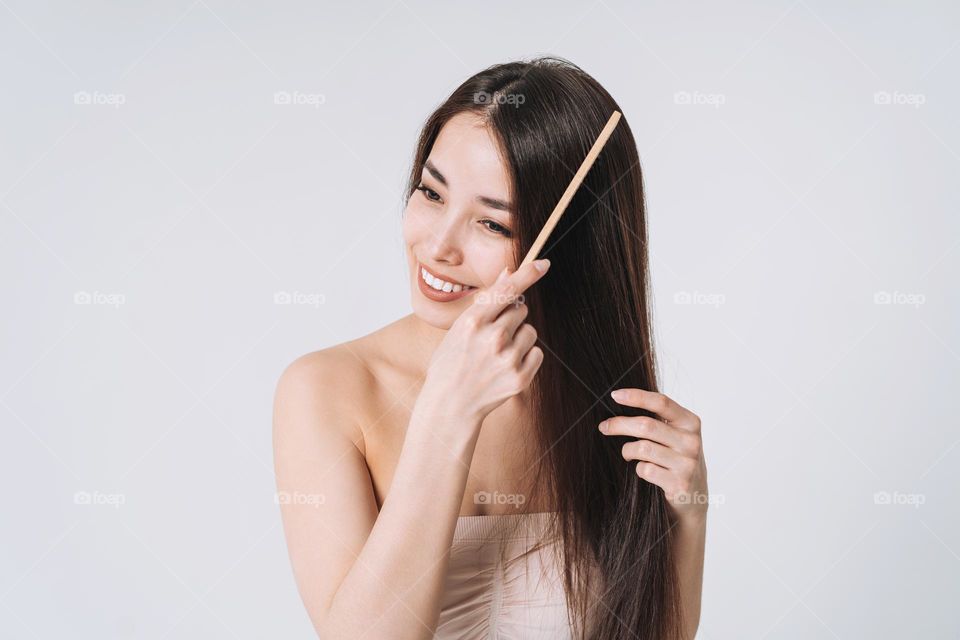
[
  {"left": 598, "top": 421, "right": 608, "bottom": 433},
  {"left": 534, "top": 258, "right": 550, "bottom": 272},
  {"left": 611, "top": 389, "right": 625, "bottom": 401}
]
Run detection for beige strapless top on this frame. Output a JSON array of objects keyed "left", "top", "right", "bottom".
[{"left": 434, "top": 511, "right": 574, "bottom": 639}]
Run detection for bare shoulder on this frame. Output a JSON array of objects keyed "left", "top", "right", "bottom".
[
  {"left": 272, "top": 325, "right": 414, "bottom": 628},
  {"left": 272, "top": 317, "right": 419, "bottom": 457},
  {"left": 273, "top": 343, "right": 375, "bottom": 455}
]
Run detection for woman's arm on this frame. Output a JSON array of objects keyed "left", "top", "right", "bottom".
[
  {"left": 274, "top": 262, "right": 549, "bottom": 638},
  {"left": 272, "top": 351, "right": 481, "bottom": 639},
  {"left": 673, "top": 512, "right": 707, "bottom": 639}
]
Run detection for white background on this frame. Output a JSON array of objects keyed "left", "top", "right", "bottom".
[{"left": 1, "top": 1, "right": 957, "bottom": 638}]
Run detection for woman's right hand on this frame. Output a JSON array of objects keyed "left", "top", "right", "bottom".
[{"left": 417, "top": 258, "right": 552, "bottom": 423}]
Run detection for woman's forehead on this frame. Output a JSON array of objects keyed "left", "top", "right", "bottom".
[{"left": 428, "top": 112, "right": 511, "bottom": 199}]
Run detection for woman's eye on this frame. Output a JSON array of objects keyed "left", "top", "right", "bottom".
[
  {"left": 415, "top": 183, "right": 441, "bottom": 202},
  {"left": 415, "top": 182, "right": 511, "bottom": 237},
  {"left": 482, "top": 220, "right": 513, "bottom": 238}
]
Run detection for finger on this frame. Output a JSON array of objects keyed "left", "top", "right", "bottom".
[
  {"left": 599, "top": 416, "right": 697, "bottom": 456},
  {"left": 493, "top": 300, "right": 529, "bottom": 338},
  {"left": 634, "top": 461, "right": 672, "bottom": 489},
  {"left": 517, "top": 344, "right": 544, "bottom": 382},
  {"left": 620, "top": 439, "right": 688, "bottom": 470},
  {"left": 475, "top": 259, "right": 551, "bottom": 322},
  {"left": 609, "top": 388, "right": 699, "bottom": 430},
  {"left": 510, "top": 323, "right": 539, "bottom": 361}
]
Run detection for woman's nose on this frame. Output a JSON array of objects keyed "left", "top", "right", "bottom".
[{"left": 425, "top": 218, "right": 464, "bottom": 264}]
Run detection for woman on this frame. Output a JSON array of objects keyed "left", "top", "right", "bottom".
[{"left": 273, "top": 56, "right": 707, "bottom": 639}]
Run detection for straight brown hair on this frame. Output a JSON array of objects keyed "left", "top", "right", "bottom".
[{"left": 403, "top": 56, "right": 684, "bottom": 640}]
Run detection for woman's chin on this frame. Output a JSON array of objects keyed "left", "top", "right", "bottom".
[{"left": 411, "top": 300, "right": 459, "bottom": 331}]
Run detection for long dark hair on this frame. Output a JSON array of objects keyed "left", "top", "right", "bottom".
[{"left": 403, "top": 56, "right": 683, "bottom": 640}]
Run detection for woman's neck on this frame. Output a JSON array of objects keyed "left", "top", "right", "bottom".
[{"left": 398, "top": 312, "right": 450, "bottom": 377}]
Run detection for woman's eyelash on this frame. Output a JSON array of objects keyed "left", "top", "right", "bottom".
[
  {"left": 415, "top": 183, "right": 441, "bottom": 202},
  {"left": 415, "top": 182, "right": 513, "bottom": 237},
  {"left": 482, "top": 220, "right": 513, "bottom": 238}
]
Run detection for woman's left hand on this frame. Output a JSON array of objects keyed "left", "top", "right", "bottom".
[{"left": 600, "top": 388, "right": 708, "bottom": 523}]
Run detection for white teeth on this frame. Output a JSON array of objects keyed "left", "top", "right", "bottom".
[{"left": 420, "top": 266, "right": 473, "bottom": 293}]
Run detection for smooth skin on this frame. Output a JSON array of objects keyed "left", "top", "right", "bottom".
[
  {"left": 274, "top": 261, "right": 550, "bottom": 639},
  {"left": 273, "top": 111, "right": 706, "bottom": 639}
]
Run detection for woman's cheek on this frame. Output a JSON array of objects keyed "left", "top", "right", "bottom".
[
  {"left": 474, "top": 252, "right": 511, "bottom": 287},
  {"left": 401, "top": 205, "right": 429, "bottom": 244}
]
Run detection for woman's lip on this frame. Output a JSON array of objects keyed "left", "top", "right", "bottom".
[{"left": 417, "top": 263, "right": 476, "bottom": 303}]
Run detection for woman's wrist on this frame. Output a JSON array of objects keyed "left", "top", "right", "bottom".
[
  {"left": 673, "top": 507, "right": 708, "bottom": 531},
  {"left": 408, "top": 398, "right": 484, "bottom": 458},
  {"left": 414, "top": 382, "right": 486, "bottom": 427}
]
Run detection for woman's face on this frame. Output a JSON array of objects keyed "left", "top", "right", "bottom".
[{"left": 403, "top": 111, "right": 517, "bottom": 329}]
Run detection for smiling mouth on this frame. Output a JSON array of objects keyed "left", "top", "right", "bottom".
[{"left": 419, "top": 264, "right": 476, "bottom": 293}]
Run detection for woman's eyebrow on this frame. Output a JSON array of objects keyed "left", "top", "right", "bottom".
[
  {"left": 476, "top": 195, "right": 512, "bottom": 213},
  {"left": 424, "top": 159, "right": 514, "bottom": 213},
  {"left": 423, "top": 159, "right": 448, "bottom": 186}
]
